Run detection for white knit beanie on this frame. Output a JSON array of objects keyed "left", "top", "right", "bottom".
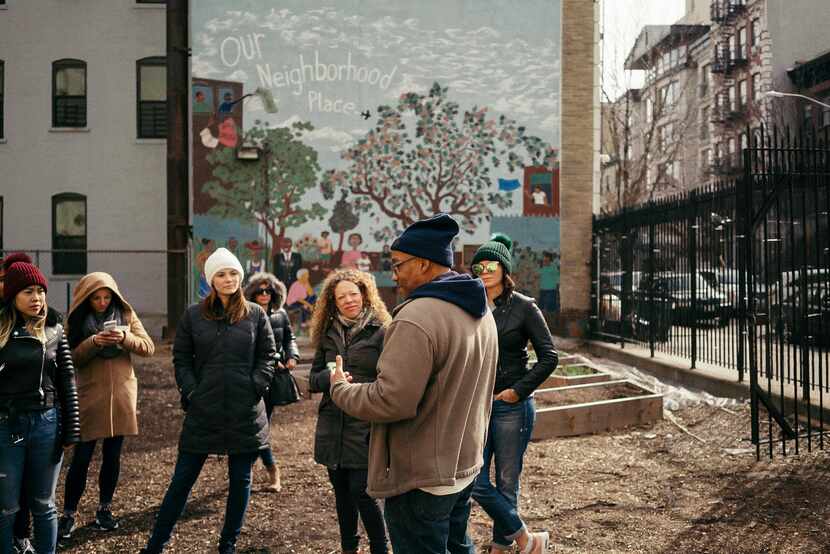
[{"left": 204, "top": 247, "right": 244, "bottom": 287}]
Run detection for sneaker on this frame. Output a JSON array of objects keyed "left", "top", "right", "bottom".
[
  {"left": 13, "top": 537, "right": 35, "bottom": 554},
  {"left": 57, "top": 515, "right": 76, "bottom": 539},
  {"left": 91, "top": 508, "right": 120, "bottom": 532}
]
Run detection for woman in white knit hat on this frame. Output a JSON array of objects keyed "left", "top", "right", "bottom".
[{"left": 140, "top": 248, "right": 277, "bottom": 554}]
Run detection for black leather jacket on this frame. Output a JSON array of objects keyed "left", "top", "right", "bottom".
[
  {"left": 491, "top": 291, "right": 558, "bottom": 399},
  {"left": 0, "top": 308, "right": 82, "bottom": 445}
]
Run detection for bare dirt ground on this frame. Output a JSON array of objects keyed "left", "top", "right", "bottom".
[{"left": 55, "top": 343, "right": 830, "bottom": 553}]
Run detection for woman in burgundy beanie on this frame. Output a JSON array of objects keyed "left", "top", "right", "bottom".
[{"left": 0, "top": 255, "right": 81, "bottom": 554}]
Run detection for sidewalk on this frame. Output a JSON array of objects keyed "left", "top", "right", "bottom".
[{"left": 580, "top": 337, "right": 830, "bottom": 422}]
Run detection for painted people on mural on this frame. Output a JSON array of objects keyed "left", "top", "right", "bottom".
[
  {"left": 274, "top": 238, "right": 303, "bottom": 290},
  {"left": 340, "top": 233, "right": 364, "bottom": 269},
  {"left": 285, "top": 268, "right": 315, "bottom": 328},
  {"left": 538, "top": 251, "right": 561, "bottom": 313},
  {"left": 196, "top": 238, "right": 216, "bottom": 299},
  {"left": 244, "top": 240, "right": 266, "bottom": 277},
  {"left": 318, "top": 231, "right": 333, "bottom": 264}
]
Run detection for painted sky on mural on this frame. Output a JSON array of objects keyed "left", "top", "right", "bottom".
[
  {"left": 191, "top": 0, "right": 561, "bottom": 250},
  {"left": 192, "top": 0, "right": 561, "bottom": 167}
]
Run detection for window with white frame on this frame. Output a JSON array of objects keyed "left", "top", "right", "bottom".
[
  {"left": 53, "top": 59, "right": 87, "bottom": 128},
  {"left": 752, "top": 73, "right": 761, "bottom": 102},
  {"left": 738, "top": 27, "right": 747, "bottom": 58},
  {"left": 738, "top": 80, "right": 748, "bottom": 108},
  {"left": 751, "top": 18, "right": 761, "bottom": 47},
  {"left": 137, "top": 57, "right": 166, "bottom": 138},
  {"left": 701, "top": 106, "right": 710, "bottom": 139},
  {"left": 52, "top": 193, "right": 87, "bottom": 274}
]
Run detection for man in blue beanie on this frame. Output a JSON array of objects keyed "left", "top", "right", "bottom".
[{"left": 330, "top": 213, "right": 498, "bottom": 553}]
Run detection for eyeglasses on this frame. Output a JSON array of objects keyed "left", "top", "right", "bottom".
[
  {"left": 256, "top": 288, "right": 273, "bottom": 296},
  {"left": 391, "top": 257, "right": 416, "bottom": 275},
  {"left": 472, "top": 262, "right": 500, "bottom": 276}
]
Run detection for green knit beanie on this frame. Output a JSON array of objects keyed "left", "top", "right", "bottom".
[{"left": 472, "top": 233, "right": 513, "bottom": 275}]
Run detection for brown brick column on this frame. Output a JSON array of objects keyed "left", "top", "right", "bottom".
[{"left": 556, "top": 0, "right": 598, "bottom": 337}]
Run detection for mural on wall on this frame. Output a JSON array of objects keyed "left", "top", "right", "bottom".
[{"left": 190, "top": 0, "right": 562, "bottom": 318}]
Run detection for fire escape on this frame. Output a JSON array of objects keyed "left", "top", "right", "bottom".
[{"left": 709, "top": 0, "right": 749, "bottom": 175}]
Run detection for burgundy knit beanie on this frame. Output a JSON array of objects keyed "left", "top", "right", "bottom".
[
  {"left": 2, "top": 252, "right": 33, "bottom": 272},
  {"left": 3, "top": 261, "right": 48, "bottom": 303}
]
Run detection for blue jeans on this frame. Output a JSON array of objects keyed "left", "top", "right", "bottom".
[
  {"left": 144, "top": 451, "right": 258, "bottom": 553},
  {"left": 472, "top": 398, "right": 536, "bottom": 550},
  {"left": 258, "top": 403, "right": 276, "bottom": 468},
  {"left": 384, "top": 482, "right": 475, "bottom": 554},
  {"left": 0, "top": 408, "right": 63, "bottom": 554}
]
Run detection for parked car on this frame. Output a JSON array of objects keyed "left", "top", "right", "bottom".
[
  {"left": 699, "top": 268, "right": 768, "bottom": 321},
  {"left": 598, "top": 270, "right": 671, "bottom": 341},
  {"left": 644, "top": 271, "right": 732, "bottom": 327},
  {"left": 780, "top": 284, "right": 830, "bottom": 345}
]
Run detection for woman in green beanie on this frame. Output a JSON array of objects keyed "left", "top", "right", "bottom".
[{"left": 470, "top": 234, "right": 558, "bottom": 554}]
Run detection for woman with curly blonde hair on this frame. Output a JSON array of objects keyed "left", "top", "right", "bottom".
[{"left": 308, "top": 269, "right": 391, "bottom": 554}]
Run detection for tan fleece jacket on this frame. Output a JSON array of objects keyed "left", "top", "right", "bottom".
[{"left": 330, "top": 296, "right": 498, "bottom": 498}]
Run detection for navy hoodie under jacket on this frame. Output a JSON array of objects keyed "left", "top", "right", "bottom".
[{"left": 407, "top": 271, "right": 488, "bottom": 318}]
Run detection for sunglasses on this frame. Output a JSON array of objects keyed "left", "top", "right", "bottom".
[
  {"left": 256, "top": 288, "right": 273, "bottom": 296},
  {"left": 472, "top": 262, "right": 500, "bottom": 276}
]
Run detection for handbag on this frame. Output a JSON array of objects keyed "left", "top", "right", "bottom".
[{"left": 268, "top": 364, "right": 302, "bottom": 406}]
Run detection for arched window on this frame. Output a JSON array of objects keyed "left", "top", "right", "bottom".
[
  {"left": 137, "top": 56, "right": 166, "bottom": 138},
  {"left": 53, "top": 59, "right": 87, "bottom": 128},
  {"left": 52, "top": 193, "right": 87, "bottom": 274}
]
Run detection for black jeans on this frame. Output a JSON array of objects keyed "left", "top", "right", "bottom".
[
  {"left": 63, "top": 436, "right": 125, "bottom": 512},
  {"left": 383, "top": 483, "right": 475, "bottom": 554},
  {"left": 327, "top": 468, "right": 388, "bottom": 554}
]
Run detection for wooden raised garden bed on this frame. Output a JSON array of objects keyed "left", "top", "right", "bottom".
[
  {"left": 541, "top": 364, "right": 612, "bottom": 388},
  {"left": 531, "top": 379, "right": 662, "bottom": 440}
]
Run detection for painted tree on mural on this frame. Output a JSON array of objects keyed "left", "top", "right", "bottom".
[
  {"left": 321, "top": 82, "right": 558, "bottom": 242},
  {"left": 204, "top": 121, "right": 326, "bottom": 246},
  {"left": 328, "top": 190, "right": 360, "bottom": 254}
]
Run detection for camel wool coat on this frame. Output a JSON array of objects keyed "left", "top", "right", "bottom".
[{"left": 67, "top": 272, "right": 155, "bottom": 442}]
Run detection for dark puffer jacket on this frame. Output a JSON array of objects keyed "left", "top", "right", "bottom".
[
  {"left": 492, "top": 291, "right": 558, "bottom": 399},
  {"left": 309, "top": 318, "right": 385, "bottom": 469},
  {"left": 0, "top": 308, "right": 82, "bottom": 446},
  {"left": 244, "top": 273, "right": 299, "bottom": 363},
  {"left": 173, "top": 300, "right": 276, "bottom": 455}
]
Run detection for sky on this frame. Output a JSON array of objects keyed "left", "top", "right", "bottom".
[{"left": 602, "top": 0, "right": 687, "bottom": 102}]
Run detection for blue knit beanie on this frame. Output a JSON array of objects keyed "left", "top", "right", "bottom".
[{"left": 391, "top": 213, "right": 459, "bottom": 268}]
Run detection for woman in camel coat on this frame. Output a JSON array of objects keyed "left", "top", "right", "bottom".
[{"left": 58, "top": 272, "right": 155, "bottom": 538}]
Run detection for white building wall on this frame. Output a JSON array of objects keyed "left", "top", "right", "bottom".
[
  {"left": 0, "top": 1, "right": 167, "bottom": 325},
  {"left": 767, "top": 0, "right": 830, "bottom": 91}
]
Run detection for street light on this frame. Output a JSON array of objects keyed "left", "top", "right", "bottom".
[{"left": 763, "top": 90, "right": 830, "bottom": 110}]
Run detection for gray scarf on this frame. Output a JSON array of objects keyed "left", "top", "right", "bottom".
[
  {"left": 81, "top": 303, "right": 125, "bottom": 359},
  {"left": 333, "top": 307, "right": 375, "bottom": 346}
]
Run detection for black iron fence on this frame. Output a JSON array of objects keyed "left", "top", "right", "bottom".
[
  {"left": 593, "top": 179, "right": 744, "bottom": 373},
  {"left": 593, "top": 124, "right": 830, "bottom": 458}
]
